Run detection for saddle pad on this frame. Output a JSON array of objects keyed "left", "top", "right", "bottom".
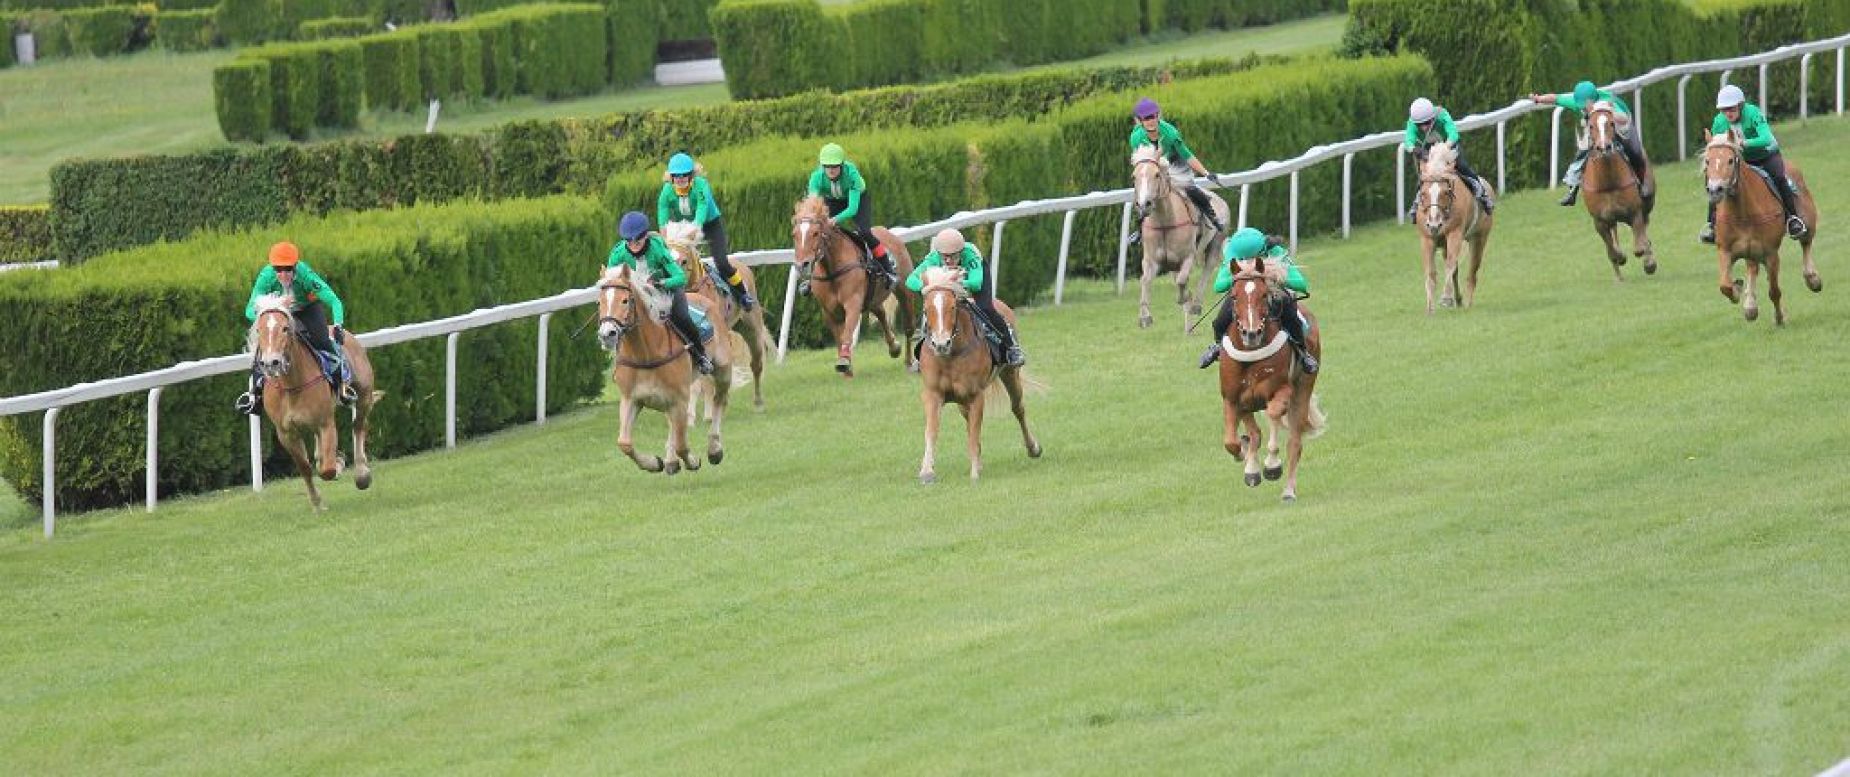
[
  {"left": 1745, "top": 164, "right": 1793, "bottom": 198},
  {"left": 689, "top": 305, "right": 716, "bottom": 344}
]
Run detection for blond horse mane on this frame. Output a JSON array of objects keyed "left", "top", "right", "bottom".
[
  {"left": 603, "top": 264, "right": 671, "bottom": 323},
  {"left": 661, "top": 221, "right": 703, "bottom": 253},
  {"left": 1130, "top": 144, "right": 1163, "bottom": 166},
  {"left": 918, "top": 266, "right": 967, "bottom": 296},
  {"left": 1421, "top": 141, "right": 1458, "bottom": 178}
]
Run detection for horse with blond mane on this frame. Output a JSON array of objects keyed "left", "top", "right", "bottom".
[
  {"left": 1414, "top": 141, "right": 1495, "bottom": 313},
  {"left": 662, "top": 221, "right": 772, "bottom": 408},
  {"left": 1216, "top": 257, "right": 1325, "bottom": 502},
  {"left": 594, "top": 264, "right": 734, "bottom": 474},
  {"left": 791, "top": 195, "right": 917, "bottom": 377},
  {"left": 1702, "top": 130, "right": 1823, "bottom": 325},
  {"left": 1131, "top": 144, "right": 1229, "bottom": 330},
  {"left": 1580, "top": 102, "right": 1657, "bottom": 279},
  {"left": 247, "top": 294, "right": 379, "bottom": 511},
  {"left": 912, "top": 265, "right": 1041, "bottom": 484}
]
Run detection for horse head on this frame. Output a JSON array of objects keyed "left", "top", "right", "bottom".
[
  {"left": 1130, "top": 145, "right": 1169, "bottom": 213},
  {"left": 248, "top": 294, "right": 299, "bottom": 378},
  {"left": 791, "top": 196, "right": 836, "bottom": 275},
  {"left": 1702, "top": 129, "right": 1744, "bottom": 205},
  {"left": 1586, "top": 102, "right": 1621, "bottom": 155},
  {"left": 596, "top": 265, "right": 646, "bottom": 351},
  {"left": 1418, "top": 142, "right": 1460, "bottom": 234},
  {"left": 662, "top": 221, "right": 703, "bottom": 256},
  {"left": 1230, "top": 259, "right": 1273, "bottom": 350},
  {"left": 918, "top": 266, "right": 966, "bottom": 357}
]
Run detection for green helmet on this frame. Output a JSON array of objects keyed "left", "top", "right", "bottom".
[
  {"left": 819, "top": 143, "right": 846, "bottom": 166},
  {"left": 1224, "top": 227, "right": 1267, "bottom": 261}
]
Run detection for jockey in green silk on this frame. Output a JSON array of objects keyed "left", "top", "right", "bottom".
[
  {"left": 1529, "top": 81, "right": 1652, "bottom": 205},
  {"left": 905, "top": 229, "right": 1025, "bottom": 367},
  {"left": 1701, "top": 84, "right": 1808, "bottom": 242},
  {"left": 1404, "top": 97, "right": 1495, "bottom": 215},
  {"left": 1127, "top": 97, "right": 1226, "bottom": 245},
  {"left": 657, "top": 152, "right": 755, "bottom": 309},
  {"left": 805, "top": 143, "right": 897, "bottom": 289},
  {"left": 1199, "top": 227, "right": 1316, "bottom": 375},
  {"left": 609, "top": 211, "right": 713, "bottom": 375},
  {"left": 235, "top": 241, "right": 356, "bottom": 415}
]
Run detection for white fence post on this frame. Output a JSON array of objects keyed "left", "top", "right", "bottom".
[
  {"left": 1758, "top": 62, "right": 1768, "bottom": 109},
  {"left": 1496, "top": 120, "right": 1507, "bottom": 194},
  {"left": 1288, "top": 171, "right": 1300, "bottom": 253},
  {"left": 1549, "top": 106, "right": 1565, "bottom": 189},
  {"left": 445, "top": 332, "right": 459, "bottom": 449},
  {"left": 535, "top": 312, "right": 550, "bottom": 424},
  {"left": 776, "top": 267, "right": 798, "bottom": 363},
  {"left": 989, "top": 220, "right": 1006, "bottom": 294},
  {"left": 1341, "top": 152, "right": 1353, "bottom": 238},
  {"left": 1115, "top": 202, "right": 1132, "bottom": 295},
  {"left": 42, "top": 407, "right": 58, "bottom": 538},
  {"left": 249, "top": 415, "right": 263, "bottom": 492},
  {"left": 1054, "top": 210, "right": 1076, "bottom": 305},
  {"left": 1720, "top": 68, "right": 1732, "bottom": 88},
  {"left": 1838, "top": 46, "right": 1845, "bottom": 114},
  {"left": 146, "top": 387, "right": 161, "bottom": 513},
  {"left": 1801, "top": 53, "right": 1813, "bottom": 119},
  {"left": 1395, "top": 144, "right": 1406, "bottom": 223},
  {"left": 1237, "top": 184, "right": 1250, "bottom": 230},
  {"left": 1678, "top": 73, "right": 1693, "bottom": 160}
]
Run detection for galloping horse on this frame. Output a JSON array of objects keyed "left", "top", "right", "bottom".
[
  {"left": 790, "top": 196, "right": 918, "bottom": 377},
  {"left": 1216, "top": 258, "right": 1326, "bottom": 502},
  {"left": 247, "top": 295, "right": 378, "bottom": 511},
  {"left": 662, "top": 221, "right": 772, "bottom": 409},
  {"left": 1414, "top": 142, "right": 1495, "bottom": 313},
  {"left": 1580, "top": 102, "right": 1657, "bottom": 279},
  {"left": 1702, "top": 130, "right": 1822, "bottom": 325},
  {"left": 914, "top": 267, "right": 1041, "bottom": 483},
  {"left": 1132, "top": 145, "right": 1230, "bottom": 330},
  {"left": 595, "top": 264, "right": 734, "bottom": 474}
]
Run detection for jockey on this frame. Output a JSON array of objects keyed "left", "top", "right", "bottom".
[
  {"left": 1528, "top": 81, "right": 1652, "bottom": 206},
  {"left": 1199, "top": 227, "right": 1317, "bottom": 375},
  {"left": 1404, "top": 97, "right": 1496, "bottom": 214},
  {"left": 806, "top": 143, "right": 897, "bottom": 288},
  {"left": 236, "top": 241, "right": 356, "bottom": 415},
  {"left": 905, "top": 229, "right": 1025, "bottom": 367},
  {"left": 657, "top": 151, "right": 756, "bottom": 309},
  {"left": 1702, "top": 84, "right": 1808, "bottom": 242},
  {"left": 608, "top": 211, "right": 713, "bottom": 375},
  {"left": 1128, "top": 97, "right": 1225, "bottom": 245}
]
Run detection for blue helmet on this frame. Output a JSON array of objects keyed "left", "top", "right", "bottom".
[
  {"left": 1224, "top": 227, "right": 1268, "bottom": 261},
  {"left": 1573, "top": 81, "right": 1599, "bottom": 106},
  {"left": 618, "top": 211, "right": 650, "bottom": 241},
  {"left": 667, "top": 152, "right": 695, "bottom": 176}
]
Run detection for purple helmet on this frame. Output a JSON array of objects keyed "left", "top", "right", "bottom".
[{"left": 1134, "top": 97, "right": 1160, "bottom": 119}]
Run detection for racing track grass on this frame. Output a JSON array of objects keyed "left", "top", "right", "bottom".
[{"left": 1, "top": 117, "right": 1848, "bottom": 774}]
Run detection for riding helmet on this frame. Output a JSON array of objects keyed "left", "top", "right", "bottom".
[
  {"left": 1716, "top": 84, "right": 1746, "bottom": 110},
  {"left": 1408, "top": 97, "right": 1437, "bottom": 124},
  {"left": 667, "top": 152, "right": 696, "bottom": 176},
  {"left": 818, "top": 143, "right": 846, "bottom": 166},
  {"left": 269, "top": 241, "right": 299, "bottom": 268},
  {"left": 1573, "top": 81, "right": 1599, "bottom": 106},
  {"left": 618, "top": 211, "right": 651, "bottom": 241},
  {"left": 931, "top": 229, "right": 966, "bottom": 256},
  {"left": 1224, "top": 227, "right": 1268, "bottom": 261},
  {"left": 1134, "top": 97, "right": 1160, "bottom": 119}
]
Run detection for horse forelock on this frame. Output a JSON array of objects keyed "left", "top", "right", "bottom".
[
  {"left": 247, "top": 294, "right": 295, "bottom": 353},
  {"left": 1130, "top": 145, "right": 1162, "bottom": 165},
  {"left": 1422, "top": 142, "right": 1456, "bottom": 176},
  {"left": 662, "top": 220, "right": 702, "bottom": 249}
]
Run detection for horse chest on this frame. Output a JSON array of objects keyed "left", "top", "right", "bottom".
[{"left": 1225, "top": 364, "right": 1287, "bottom": 411}]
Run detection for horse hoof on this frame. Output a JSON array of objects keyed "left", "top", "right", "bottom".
[
  {"left": 663, "top": 460, "right": 681, "bottom": 476},
  {"left": 1027, "top": 443, "right": 1043, "bottom": 459},
  {"left": 319, "top": 469, "right": 337, "bottom": 482},
  {"left": 1186, "top": 304, "right": 1202, "bottom": 318},
  {"left": 355, "top": 470, "right": 373, "bottom": 491},
  {"left": 1744, "top": 307, "right": 1759, "bottom": 322},
  {"left": 709, "top": 448, "right": 724, "bottom": 465},
  {"left": 1138, "top": 315, "right": 1153, "bottom": 329},
  {"left": 920, "top": 472, "right": 936, "bottom": 485},
  {"left": 1614, "top": 254, "right": 1628, "bottom": 267},
  {"left": 753, "top": 399, "right": 766, "bottom": 413},
  {"left": 907, "top": 362, "right": 920, "bottom": 375},
  {"left": 1806, "top": 274, "right": 1823, "bottom": 293},
  {"left": 1281, "top": 492, "right": 1297, "bottom": 503},
  {"left": 1263, "top": 465, "right": 1283, "bottom": 481},
  {"left": 640, "top": 456, "right": 664, "bottom": 473},
  {"left": 1643, "top": 258, "right": 1658, "bottom": 275},
  {"left": 1439, "top": 297, "right": 1456, "bottom": 308},
  {"left": 1244, "top": 472, "right": 1261, "bottom": 488},
  {"left": 887, "top": 343, "right": 901, "bottom": 359}
]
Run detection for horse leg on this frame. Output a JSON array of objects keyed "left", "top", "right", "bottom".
[
  {"left": 277, "top": 429, "right": 322, "bottom": 512},
  {"left": 1138, "top": 251, "right": 1157, "bottom": 329},
  {"left": 1800, "top": 232, "right": 1822, "bottom": 293},
  {"left": 1262, "top": 395, "right": 1286, "bottom": 482},
  {"left": 668, "top": 396, "right": 694, "bottom": 473},
  {"left": 315, "top": 416, "right": 339, "bottom": 481},
  {"left": 1421, "top": 237, "right": 1438, "bottom": 314},
  {"left": 1632, "top": 220, "right": 1657, "bottom": 275},
  {"left": 1241, "top": 410, "right": 1264, "bottom": 488},
  {"left": 1465, "top": 233, "right": 1487, "bottom": 308},
  {"left": 1176, "top": 249, "right": 1198, "bottom": 332},
  {"left": 1001, "top": 368, "right": 1041, "bottom": 458},
  {"left": 1743, "top": 259, "right": 1762, "bottom": 322},
  {"left": 743, "top": 317, "right": 766, "bottom": 411},
  {"left": 963, "top": 395, "right": 986, "bottom": 482},
  {"left": 351, "top": 393, "right": 374, "bottom": 490},
  {"left": 919, "top": 390, "right": 943, "bottom": 485},
  {"left": 707, "top": 374, "right": 730, "bottom": 465},
  {"left": 1719, "top": 250, "right": 1741, "bottom": 304},
  {"left": 1222, "top": 400, "right": 1243, "bottom": 460},
  {"left": 837, "top": 296, "right": 862, "bottom": 378},
  {"left": 1281, "top": 395, "right": 1312, "bottom": 503},
  {"left": 1440, "top": 233, "right": 1465, "bottom": 308},
  {"left": 1766, "top": 251, "right": 1786, "bottom": 326},
  {"left": 1595, "top": 221, "right": 1626, "bottom": 281},
  {"left": 616, "top": 397, "right": 663, "bottom": 473},
  {"left": 869, "top": 298, "right": 901, "bottom": 361}
]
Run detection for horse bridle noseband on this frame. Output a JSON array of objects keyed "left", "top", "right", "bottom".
[
  {"left": 1707, "top": 142, "right": 1743, "bottom": 197},
  {"left": 921, "top": 284, "right": 968, "bottom": 355},
  {"left": 794, "top": 214, "right": 866, "bottom": 283},
  {"left": 254, "top": 308, "right": 330, "bottom": 394},
  {"left": 597, "top": 280, "right": 639, "bottom": 338}
]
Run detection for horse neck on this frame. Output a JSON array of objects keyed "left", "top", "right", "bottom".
[
  {"left": 615, "top": 300, "right": 678, "bottom": 361},
  {"left": 1142, "top": 172, "right": 1187, "bottom": 220},
  {"left": 259, "top": 315, "right": 323, "bottom": 389},
  {"left": 1716, "top": 155, "right": 1776, "bottom": 219}
]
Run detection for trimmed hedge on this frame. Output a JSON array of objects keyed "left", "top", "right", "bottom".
[
  {"left": 0, "top": 196, "right": 612, "bottom": 511},
  {"left": 315, "top": 40, "right": 364, "bottom": 128},
  {"left": 62, "top": 5, "right": 135, "bottom": 56},
  {"left": 156, "top": 8, "right": 218, "bottom": 51},
  {"left": 19, "top": 10, "right": 73, "bottom": 59},
  {"left": 0, "top": 206, "right": 52, "bottom": 265},
  {"left": 360, "top": 30, "right": 421, "bottom": 111},
  {"left": 607, "top": 0, "right": 659, "bottom": 86},
  {"left": 216, "top": 0, "right": 277, "bottom": 45},
  {"left": 212, "top": 58, "right": 273, "bottom": 142},
  {"left": 494, "top": 3, "right": 607, "bottom": 98},
  {"left": 299, "top": 15, "right": 374, "bottom": 40},
  {"left": 0, "top": 13, "right": 16, "bottom": 68},
  {"left": 658, "top": 0, "right": 717, "bottom": 40}
]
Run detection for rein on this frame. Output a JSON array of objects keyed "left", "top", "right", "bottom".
[
  {"left": 1709, "top": 144, "right": 1786, "bottom": 225},
  {"left": 1220, "top": 271, "right": 1293, "bottom": 364},
  {"left": 1133, "top": 158, "right": 1199, "bottom": 231},
  {"left": 600, "top": 279, "right": 691, "bottom": 371}
]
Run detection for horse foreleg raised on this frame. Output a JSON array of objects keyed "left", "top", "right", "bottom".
[
  {"left": 1800, "top": 233, "right": 1822, "bottom": 293},
  {"left": 315, "top": 416, "right": 339, "bottom": 481},
  {"left": 919, "top": 390, "right": 944, "bottom": 485},
  {"left": 869, "top": 296, "right": 901, "bottom": 360},
  {"left": 962, "top": 395, "right": 986, "bottom": 482},
  {"left": 1138, "top": 243, "right": 1158, "bottom": 329},
  {"left": 1222, "top": 400, "right": 1244, "bottom": 460},
  {"left": 836, "top": 297, "right": 863, "bottom": 377},
  {"left": 276, "top": 429, "right": 322, "bottom": 512},
  {"left": 1719, "top": 250, "right": 1741, "bottom": 303},
  {"left": 1595, "top": 221, "right": 1626, "bottom": 281},
  {"left": 1000, "top": 367, "right": 1041, "bottom": 459},
  {"left": 351, "top": 394, "right": 375, "bottom": 490},
  {"left": 616, "top": 396, "right": 663, "bottom": 473},
  {"left": 1632, "top": 217, "right": 1657, "bottom": 275}
]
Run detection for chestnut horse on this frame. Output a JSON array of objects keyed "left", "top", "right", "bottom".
[
  {"left": 914, "top": 267, "right": 1042, "bottom": 484},
  {"left": 1580, "top": 102, "right": 1657, "bottom": 279},
  {"left": 1132, "top": 145, "right": 1230, "bottom": 331},
  {"left": 594, "top": 264, "right": 734, "bottom": 474},
  {"left": 1414, "top": 142, "right": 1494, "bottom": 313},
  {"left": 1702, "top": 131, "right": 1823, "bottom": 325},
  {"left": 662, "top": 221, "right": 772, "bottom": 409},
  {"left": 790, "top": 196, "right": 918, "bottom": 377},
  {"left": 247, "top": 295, "right": 378, "bottom": 511},
  {"left": 1216, "top": 258, "right": 1326, "bottom": 502}
]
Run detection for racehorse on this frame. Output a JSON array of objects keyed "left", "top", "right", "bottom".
[
  {"left": 914, "top": 267, "right": 1042, "bottom": 484},
  {"left": 1414, "top": 142, "right": 1495, "bottom": 313},
  {"left": 791, "top": 196, "right": 918, "bottom": 377},
  {"left": 1581, "top": 102, "right": 1657, "bottom": 280},
  {"left": 662, "top": 221, "right": 772, "bottom": 409},
  {"left": 247, "top": 294, "right": 378, "bottom": 511},
  {"left": 1132, "top": 144, "right": 1230, "bottom": 331},
  {"left": 1702, "top": 130, "right": 1823, "bottom": 325},
  {"left": 1216, "top": 257, "right": 1326, "bottom": 502},
  {"left": 594, "top": 264, "right": 734, "bottom": 474}
]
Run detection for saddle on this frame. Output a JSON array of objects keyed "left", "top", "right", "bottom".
[
  {"left": 700, "top": 257, "right": 733, "bottom": 306},
  {"left": 911, "top": 300, "right": 1008, "bottom": 364},
  {"left": 1745, "top": 164, "right": 1795, "bottom": 200},
  {"left": 309, "top": 336, "right": 350, "bottom": 384}
]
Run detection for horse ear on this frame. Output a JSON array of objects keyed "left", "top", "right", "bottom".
[
  {"left": 1701, "top": 128, "right": 1711, "bottom": 143},
  {"left": 1253, "top": 254, "right": 1266, "bottom": 274}
]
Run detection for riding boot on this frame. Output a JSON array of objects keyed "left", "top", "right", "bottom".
[
  {"left": 869, "top": 240, "right": 898, "bottom": 287},
  {"left": 1468, "top": 177, "right": 1496, "bottom": 214},
  {"left": 997, "top": 324, "right": 1025, "bottom": 367},
  {"left": 1185, "top": 187, "right": 1223, "bottom": 235},
  {"left": 1560, "top": 151, "right": 1586, "bottom": 206},
  {"left": 1276, "top": 298, "right": 1318, "bottom": 375},
  {"left": 796, "top": 264, "right": 812, "bottom": 296},
  {"left": 678, "top": 322, "right": 714, "bottom": 375},
  {"left": 1199, "top": 305, "right": 1234, "bottom": 369},
  {"left": 727, "top": 277, "right": 757, "bottom": 310},
  {"left": 1558, "top": 184, "right": 1581, "bottom": 207},
  {"left": 1128, "top": 206, "right": 1146, "bottom": 245},
  {"left": 1699, "top": 201, "right": 1717, "bottom": 244},
  {"left": 1778, "top": 179, "right": 1808, "bottom": 237}
]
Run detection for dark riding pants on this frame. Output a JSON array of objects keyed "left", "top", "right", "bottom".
[
  {"left": 666, "top": 288, "right": 707, "bottom": 359},
  {"left": 1708, "top": 151, "right": 1799, "bottom": 225},
  {"left": 970, "top": 271, "right": 1016, "bottom": 351},
  {"left": 704, "top": 216, "right": 737, "bottom": 282}
]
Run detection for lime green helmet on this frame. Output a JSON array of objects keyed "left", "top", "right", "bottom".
[
  {"left": 819, "top": 143, "right": 846, "bottom": 166},
  {"left": 1224, "top": 227, "right": 1267, "bottom": 261}
]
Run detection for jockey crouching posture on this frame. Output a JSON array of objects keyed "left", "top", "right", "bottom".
[
  {"left": 1405, "top": 97, "right": 1496, "bottom": 215},
  {"left": 803, "top": 143, "right": 897, "bottom": 293},
  {"left": 1529, "top": 81, "right": 1652, "bottom": 206},
  {"left": 658, "top": 152, "right": 756, "bottom": 309},
  {"left": 609, "top": 211, "right": 714, "bottom": 375},
  {"left": 1199, "top": 228, "right": 1318, "bottom": 375},
  {"left": 906, "top": 229, "right": 1025, "bottom": 367},
  {"left": 1128, "top": 97, "right": 1225, "bottom": 245},
  {"left": 236, "top": 241, "right": 357, "bottom": 415},
  {"left": 1702, "top": 84, "right": 1809, "bottom": 242}
]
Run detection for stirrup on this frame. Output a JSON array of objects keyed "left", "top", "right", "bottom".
[
  {"left": 1296, "top": 348, "right": 1320, "bottom": 375},
  {"left": 234, "top": 392, "right": 260, "bottom": 415},
  {"left": 1198, "top": 343, "right": 1221, "bottom": 369},
  {"left": 1787, "top": 215, "right": 1809, "bottom": 238},
  {"left": 691, "top": 351, "right": 715, "bottom": 375},
  {"left": 1698, "top": 224, "right": 1716, "bottom": 245},
  {"left": 337, "top": 383, "right": 358, "bottom": 405},
  {"left": 1128, "top": 230, "right": 1142, "bottom": 245},
  {"left": 1558, "top": 187, "right": 1579, "bottom": 207},
  {"left": 1004, "top": 345, "right": 1026, "bottom": 367}
]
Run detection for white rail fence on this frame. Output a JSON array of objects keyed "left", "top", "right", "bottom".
[{"left": 5, "top": 33, "right": 1848, "bottom": 536}]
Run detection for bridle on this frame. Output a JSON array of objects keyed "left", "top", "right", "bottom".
[
  {"left": 252, "top": 307, "right": 329, "bottom": 394},
  {"left": 920, "top": 282, "right": 969, "bottom": 358},
  {"left": 794, "top": 212, "right": 863, "bottom": 282}
]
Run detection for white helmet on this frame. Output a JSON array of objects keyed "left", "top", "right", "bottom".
[
  {"left": 931, "top": 229, "right": 966, "bottom": 256},
  {"left": 1409, "top": 97, "right": 1437, "bottom": 124},
  {"left": 1716, "top": 84, "right": 1746, "bottom": 109}
]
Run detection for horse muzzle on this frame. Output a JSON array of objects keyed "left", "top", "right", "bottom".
[
  {"left": 1238, "top": 328, "right": 1266, "bottom": 350},
  {"left": 927, "top": 335, "right": 954, "bottom": 357},
  {"left": 1705, "top": 183, "right": 1729, "bottom": 204},
  {"left": 597, "top": 319, "right": 624, "bottom": 350},
  {"left": 258, "top": 354, "right": 288, "bottom": 378}
]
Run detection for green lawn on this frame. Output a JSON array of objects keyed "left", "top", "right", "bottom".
[{"left": 3, "top": 116, "right": 1848, "bottom": 773}]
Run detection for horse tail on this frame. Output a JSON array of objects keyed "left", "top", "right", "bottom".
[
  {"left": 1301, "top": 393, "right": 1328, "bottom": 440},
  {"left": 989, "top": 367, "right": 1048, "bottom": 398}
]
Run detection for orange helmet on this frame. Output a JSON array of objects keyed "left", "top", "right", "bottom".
[{"left": 269, "top": 241, "right": 299, "bottom": 268}]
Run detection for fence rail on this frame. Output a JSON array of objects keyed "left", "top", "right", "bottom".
[{"left": 7, "top": 32, "right": 1849, "bottom": 536}]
